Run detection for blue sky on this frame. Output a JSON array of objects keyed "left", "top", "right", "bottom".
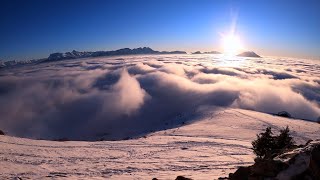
[{"left": 1, "top": 0, "right": 320, "bottom": 60}]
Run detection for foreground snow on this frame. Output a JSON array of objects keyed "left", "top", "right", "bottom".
[{"left": 1, "top": 108, "right": 319, "bottom": 179}]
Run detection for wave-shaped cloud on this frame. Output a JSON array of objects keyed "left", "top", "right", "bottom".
[{"left": 0, "top": 55, "right": 319, "bottom": 140}]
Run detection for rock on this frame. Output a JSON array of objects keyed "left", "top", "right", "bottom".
[
  {"left": 0, "top": 129, "right": 4, "bottom": 135},
  {"left": 175, "top": 176, "right": 193, "bottom": 180},
  {"left": 54, "top": 138, "right": 69, "bottom": 141},
  {"left": 276, "top": 144, "right": 312, "bottom": 179},
  {"left": 218, "top": 177, "right": 229, "bottom": 180},
  {"left": 309, "top": 144, "right": 320, "bottom": 178},
  {"left": 237, "top": 51, "right": 261, "bottom": 58},
  {"left": 277, "top": 111, "right": 292, "bottom": 118},
  {"left": 229, "top": 166, "right": 250, "bottom": 180},
  {"left": 251, "top": 159, "right": 287, "bottom": 177}
]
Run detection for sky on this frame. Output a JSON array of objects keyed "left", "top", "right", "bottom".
[{"left": 0, "top": 0, "right": 320, "bottom": 61}]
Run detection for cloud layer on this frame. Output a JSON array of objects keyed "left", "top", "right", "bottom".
[{"left": 0, "top": 55, "right": 319, "bottom": 140}]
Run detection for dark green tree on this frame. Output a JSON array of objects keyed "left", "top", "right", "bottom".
[
  {"left": 275, "top": 126, "right": 295, "bottom": 152},
  {"left": 252, "top": 126, "right": 295, "bottom": 160},
  {"left": 252, "top": 127, "right": 275, "bottom": 159}
]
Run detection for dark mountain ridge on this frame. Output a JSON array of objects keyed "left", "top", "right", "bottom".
[
  {"left": 46, "top": 47, "right": 186, "bottom": 62},
  {"left": 0, "top": 47, "right": 187, "bottom": 68}
]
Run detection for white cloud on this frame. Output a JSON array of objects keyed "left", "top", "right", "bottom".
[{"left": 0, "top": 55, "right": 319, "bottom": 140}]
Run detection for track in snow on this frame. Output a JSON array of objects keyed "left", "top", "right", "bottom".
[{"left": 1, "top": 108, "right": 319, "bottom": 179}]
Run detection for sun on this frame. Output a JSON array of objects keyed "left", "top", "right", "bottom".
[{"left": 222, "top": 34, "right": 243, "bottom": 56}]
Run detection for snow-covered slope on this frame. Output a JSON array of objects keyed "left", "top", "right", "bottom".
[{"left": 1, "top": 108, "right": 319, "bottom": 179}]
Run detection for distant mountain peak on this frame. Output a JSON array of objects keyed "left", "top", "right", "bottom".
[
  {"left": 192, "top": 50, "right": 221, "bottom": 54},
  {"left": 192, "top": 51, "right": 202, "bottom": 54},
  {"left": 237, "top": 51, "right": 261, "bottom": 58}
]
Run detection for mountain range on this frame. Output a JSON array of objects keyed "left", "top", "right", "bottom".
[
  {"left": 0, "top": 47, "right": 261, "bottom": 68},
  {"left": 0, "top": 47, "right": 186, "bottom": 68},
  {"left": 45, "top": 47, "right": 187, "bottom": 62}
]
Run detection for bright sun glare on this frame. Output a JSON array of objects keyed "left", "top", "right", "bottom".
[{"left": 222, "top": 34, "right": 243, "bottom": 56}]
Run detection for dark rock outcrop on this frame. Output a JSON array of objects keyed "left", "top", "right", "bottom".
[
  {"left": 175, "top": 176, "right": 193, "bottom": 180},
  {"left": 151, "top": 176, "right": 192, "bottom": 180},
  {"left": 310, "top": 145, "right": 320, "bottom": 178},
  {"left": 228, "top": 166, "right": 250, "bottom": 180},
  {"left": 277, "top": 111, "right": 292, "bottom": 118},
  {"left": 0, "top": 129, "right": 4, "bottom": 135},
  {"left": 237, "top": 51, "right": 261, "bottom": 58}
]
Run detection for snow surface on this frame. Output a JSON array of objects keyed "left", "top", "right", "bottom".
[{"left": 1, "top": 108, "right": 319, "bottom": 179}]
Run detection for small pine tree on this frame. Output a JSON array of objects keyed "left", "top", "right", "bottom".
[
  {"left": 252, "top": 126, "right": 295, "bottom": 159},
  {"left": 252, "top": 127, "right": 275, "bottom": 159},
  {"left": 275, "top": 126, "right": 295, "bottom": 151}
]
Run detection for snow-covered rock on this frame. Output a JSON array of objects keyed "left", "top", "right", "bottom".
[
  {"left": 277, "top": 111, "right": 292, "bottom": 118},
  {"left": 228, "top": 139, "right": 320, "bottom": 180},
  {"left": 276, "top": 140, "right": 320, "bottom": 180}
]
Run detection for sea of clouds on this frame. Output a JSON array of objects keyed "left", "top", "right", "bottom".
[{"left": 0, "top": 54, "right": 319, "bottom": 140}]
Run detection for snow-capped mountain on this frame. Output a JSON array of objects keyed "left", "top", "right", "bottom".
[{"left": 0, "top": 47, "right": 187, "bottom": 68}]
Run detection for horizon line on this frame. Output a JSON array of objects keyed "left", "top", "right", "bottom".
[{"left": 1, "top": 46, "right": 319, "bottom": 62}]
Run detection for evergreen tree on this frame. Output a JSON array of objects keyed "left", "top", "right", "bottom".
[
  {"left": 251, "top": 126, "right": 295, "bottom": 159},
  {"left": 252, "top": 127, "right": 274, "bottom": 159},
  {"left": 275, "top": 126, "right": 295, "bottom": 151}
]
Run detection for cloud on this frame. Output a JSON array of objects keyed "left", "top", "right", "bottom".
[
  {"left": 127, "top": 62, "right": 156, "bottom": 75},
  {"left": 0, "top": 55, "right": 319, "bottom": 140},
  {"left": 232, "top": 79, "right": 320, "bottom": 120},
  {"left": 110, "top": 69, "right": 147, "bottom": 115},
  {"left": 0, "top": 66, "right": 148, "bottom": 140},
  {"left": 200, "top": 66, "right": 247, "bottom": 77}
]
